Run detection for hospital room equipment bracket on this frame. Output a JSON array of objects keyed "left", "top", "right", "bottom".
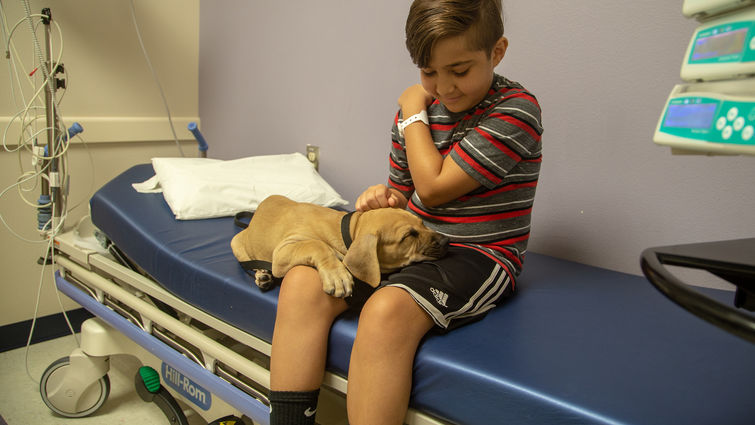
[{"left": 641, "top": 238, "right": 755, "bottom": 343}]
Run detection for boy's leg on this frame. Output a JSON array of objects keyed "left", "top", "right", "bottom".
[
  {"left": 346, "top": 286, "right": 434, "bottom": 425},
  {"left": 346, "top": 246, "right": 512, "bottom": 424},
  {"left": 270, "top": 266, "right": 349, "bottom": 423}
]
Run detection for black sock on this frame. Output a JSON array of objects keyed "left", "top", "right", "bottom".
[{"left": 269, "top": 389, "right": 320, "bottom": 425}]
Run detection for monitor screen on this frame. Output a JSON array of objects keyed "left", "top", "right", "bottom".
[
  {"left": 663, "top": 102, "right": 718, "bottom": 129},
  {"left": 691, "top": 28, "right": 747, "bottom": 61}
]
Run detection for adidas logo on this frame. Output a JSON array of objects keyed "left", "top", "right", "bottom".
[{"left": 430, "top": 287, "right": 448, "bottom": 307}]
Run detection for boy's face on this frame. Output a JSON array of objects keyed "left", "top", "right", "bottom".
[{"left": 420, "top": 34, "right": 507, "bottom": 113}]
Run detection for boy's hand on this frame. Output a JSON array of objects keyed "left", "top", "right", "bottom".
[
  {"left": 355, "top": 185, "right": 408, "bottom": 212},
  {"left": 399, "top": 84, "right": 434, "bottom": 116}
]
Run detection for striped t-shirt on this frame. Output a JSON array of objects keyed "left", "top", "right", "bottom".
[{"left": 389, "top": 74, "right": 543, "bottom": 279}]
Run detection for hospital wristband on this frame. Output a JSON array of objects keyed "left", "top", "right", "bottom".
[{"left": 398, "top": 110, "right": 429, "bottom": 137}]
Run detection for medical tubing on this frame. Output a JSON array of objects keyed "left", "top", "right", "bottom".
[
  {"left": 3, "top": 9, "right": 63, "bottom": 156},
  {"left": 24, "top": 235, "right": 54, "bottom": 384},
  {"left": 5, "top": 14, "right": 65, "bottom": 134},
  {"left": 3, "top": 7, "right": 91, "bottom": 225},
  {"left": 21, "top": 3, "right": 65, "bottom": 221},
  {"left": 0, "top": 173, "right": 52, "bottom": 243},
  {"left": 4, "top": 15, "right": 64, "bottom": 93},
  {"left": 187, "top": 122, "right": 208, "bottom": 153},
  {"left": 8, "top": 5, "right": 79, "bottom": 384},
  {"left": 21, "top": 1, "right": 52, "bottom": 94},
  {"left": 128, "top": 0, "right": 184, "bottom": 157},
  {"left": 21, "top": 4, "right": 60, "bottom": 156}
]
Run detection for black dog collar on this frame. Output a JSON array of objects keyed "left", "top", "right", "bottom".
[{"left": 340, "top": 211, "right": 355, "bottom": 249}]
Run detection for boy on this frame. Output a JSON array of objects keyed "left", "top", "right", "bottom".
[{"left": 269, "top": 0, "right": 542, "bottom": 424}]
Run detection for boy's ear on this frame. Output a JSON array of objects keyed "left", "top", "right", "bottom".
[{"left": 492, "top": 36, "right": 508, "bottom": 66}]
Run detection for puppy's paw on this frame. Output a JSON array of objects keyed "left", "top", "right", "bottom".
[
  {"left": 319, "top": 265, "right": 354, "bottom": 298},
  {"left": 254, "top": 269, "right": 274, "bottom": 291}
]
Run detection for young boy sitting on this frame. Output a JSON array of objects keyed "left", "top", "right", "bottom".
[{"left": 268, "top": 0, "right": 543, "bottom": 424}]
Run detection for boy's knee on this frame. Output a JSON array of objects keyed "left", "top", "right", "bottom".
[
  {"left": 279, "top": 266, "right": 347, "bottom": 318},
  {"left": 280, "top": 266, "right": 319, "bottom": 293},
  {"left": 359, "top": 287, "right": 433, "bottom": 336}
]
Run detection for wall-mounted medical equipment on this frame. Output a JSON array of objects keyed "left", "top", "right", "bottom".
[
  {"left": 683, "top": 0, "right": 755, "bottom": 20},
  {"left": 644, "top": 0, "right": 755, "bottom": 346},
  {"left": 655, "top": 82, "right": 755, "bottom": 155},
  {"left": 681, "top": 7, "right": 755, "bottom": 81},
  {"left": 654, "top": 2, "right": 755, "bottom": 155}
]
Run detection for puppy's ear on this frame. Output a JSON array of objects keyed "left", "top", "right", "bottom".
[{"left": 342, "top": 233, "right": 381, "bottom": 287}]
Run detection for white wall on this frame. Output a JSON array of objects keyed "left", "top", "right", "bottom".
[{"left": 199, "top": 1, "right": 755, "bottom": 279}]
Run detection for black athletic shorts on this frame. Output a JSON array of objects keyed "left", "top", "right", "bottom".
[{"left": 346, "top": 245, "right": 515, "bottom": 330}]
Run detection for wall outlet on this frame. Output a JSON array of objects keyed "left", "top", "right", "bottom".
[{"left": 306, "top": 144, "right": 320, "bottom": 171}]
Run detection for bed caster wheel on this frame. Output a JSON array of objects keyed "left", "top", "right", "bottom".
[
  {"left": 208, "top": 415, "right": 249, "bottom": 425},
  {"left": 135, "top": 366, "right": 190, "bottom": 425},
  {"left": 40, "top": 356, "right": 111, "bottom": 417}
]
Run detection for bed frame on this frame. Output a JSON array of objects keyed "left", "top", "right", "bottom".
[{"left": 43, "top": 164, "right": 755, "bottom": 425}]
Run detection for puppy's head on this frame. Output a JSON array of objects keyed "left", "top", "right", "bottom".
[{"left": 343, "top": 208, "right": 449, "bottom": 287}]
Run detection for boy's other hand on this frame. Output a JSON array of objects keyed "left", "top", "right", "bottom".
[
  {"left": 399, "top": 84, "right": 434, "bottom": 116},
  {"left": 355, "top": 184, "right": 408, "bottom": 212}
]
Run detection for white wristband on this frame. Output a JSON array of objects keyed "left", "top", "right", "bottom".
[{"left": 398, "top": 110, "right": 429, "bottom": 137}]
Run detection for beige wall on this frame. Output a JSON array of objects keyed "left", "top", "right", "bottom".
[
  {"left": 1, "top": 0, "right": 199, "bottom": 326},
  {"left": 1, "top": 0, "right": 199, "bottom": 142}
]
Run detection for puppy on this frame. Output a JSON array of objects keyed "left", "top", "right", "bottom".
[{"left": 230, "top": 195, "right": 449, "bottom": 297}]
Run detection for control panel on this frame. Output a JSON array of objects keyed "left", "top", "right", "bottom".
[
  {"left": 654, "top": 3, "right": 755, "bottom": 155},
  {"left": 655, "top": 84, "right": 755, "bottom": 154},
  {"left": 681, "top": 7, "right": 755, "bottom": 81}
]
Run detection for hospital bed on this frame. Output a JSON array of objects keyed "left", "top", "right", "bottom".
[{"left": 44, "top": 163, "right": 755, "bottom": 424}]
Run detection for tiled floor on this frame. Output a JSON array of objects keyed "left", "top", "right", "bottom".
[{"left": 0, "top": 334, "right": 206, "bottom": 425}]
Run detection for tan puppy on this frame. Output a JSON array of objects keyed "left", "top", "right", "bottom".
[{"left": 231, "top": 195, "right": 449, "bottom": 297}]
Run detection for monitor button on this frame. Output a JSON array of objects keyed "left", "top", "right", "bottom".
[
  {"left": 727, "top": 107, "right": 739, "bottom": 121},
  {"left": 742, "top": 126, "right": 754, "bottom": 142},
  {"left": 733, "top": 116, "right": 745, "bottom": 131},
  {"left": 722, "top": 126, "right": 733, "bottom": 140}
]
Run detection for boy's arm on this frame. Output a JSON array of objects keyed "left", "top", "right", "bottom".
[
  {"left": 356, "top": 111, "right": 415, "bottom": 212},
  {"left": 399, "top": 85, "right": 481, "bottom": 207}
]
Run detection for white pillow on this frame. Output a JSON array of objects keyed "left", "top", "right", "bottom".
[{"left": 133, "top": 153, "right": 348, "bottom": 220}]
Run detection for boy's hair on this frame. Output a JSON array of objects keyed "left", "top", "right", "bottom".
[{"left": 405, "top": 0, "right": 504, "bottom": 68}]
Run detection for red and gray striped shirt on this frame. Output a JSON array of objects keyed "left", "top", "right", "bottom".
[{"left": 389, "top": 74, "right": 543, "bottom": 279}]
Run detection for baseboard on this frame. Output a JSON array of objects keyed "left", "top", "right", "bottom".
[{"left": 0, "top": 308, "right": 93, "bottom": 352}]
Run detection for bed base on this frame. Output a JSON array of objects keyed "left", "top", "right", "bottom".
[{"left": 50, "top": 231, "right": 446, "bottom": 424}]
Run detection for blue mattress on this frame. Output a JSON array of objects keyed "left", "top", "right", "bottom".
[{"left": 91, "top": 164, "right": 755, "bottom": 425}]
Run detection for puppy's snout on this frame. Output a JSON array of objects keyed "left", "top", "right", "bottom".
[{"left": 426, "top": 234, "right": 450, "bottom": 259}]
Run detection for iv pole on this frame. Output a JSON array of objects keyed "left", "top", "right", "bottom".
[
  {"left": 38, "top": 8, "right": 79, "bottom": 232},
  {"left": 42, "top": 8, "right": 62, "bottom": 222}
]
